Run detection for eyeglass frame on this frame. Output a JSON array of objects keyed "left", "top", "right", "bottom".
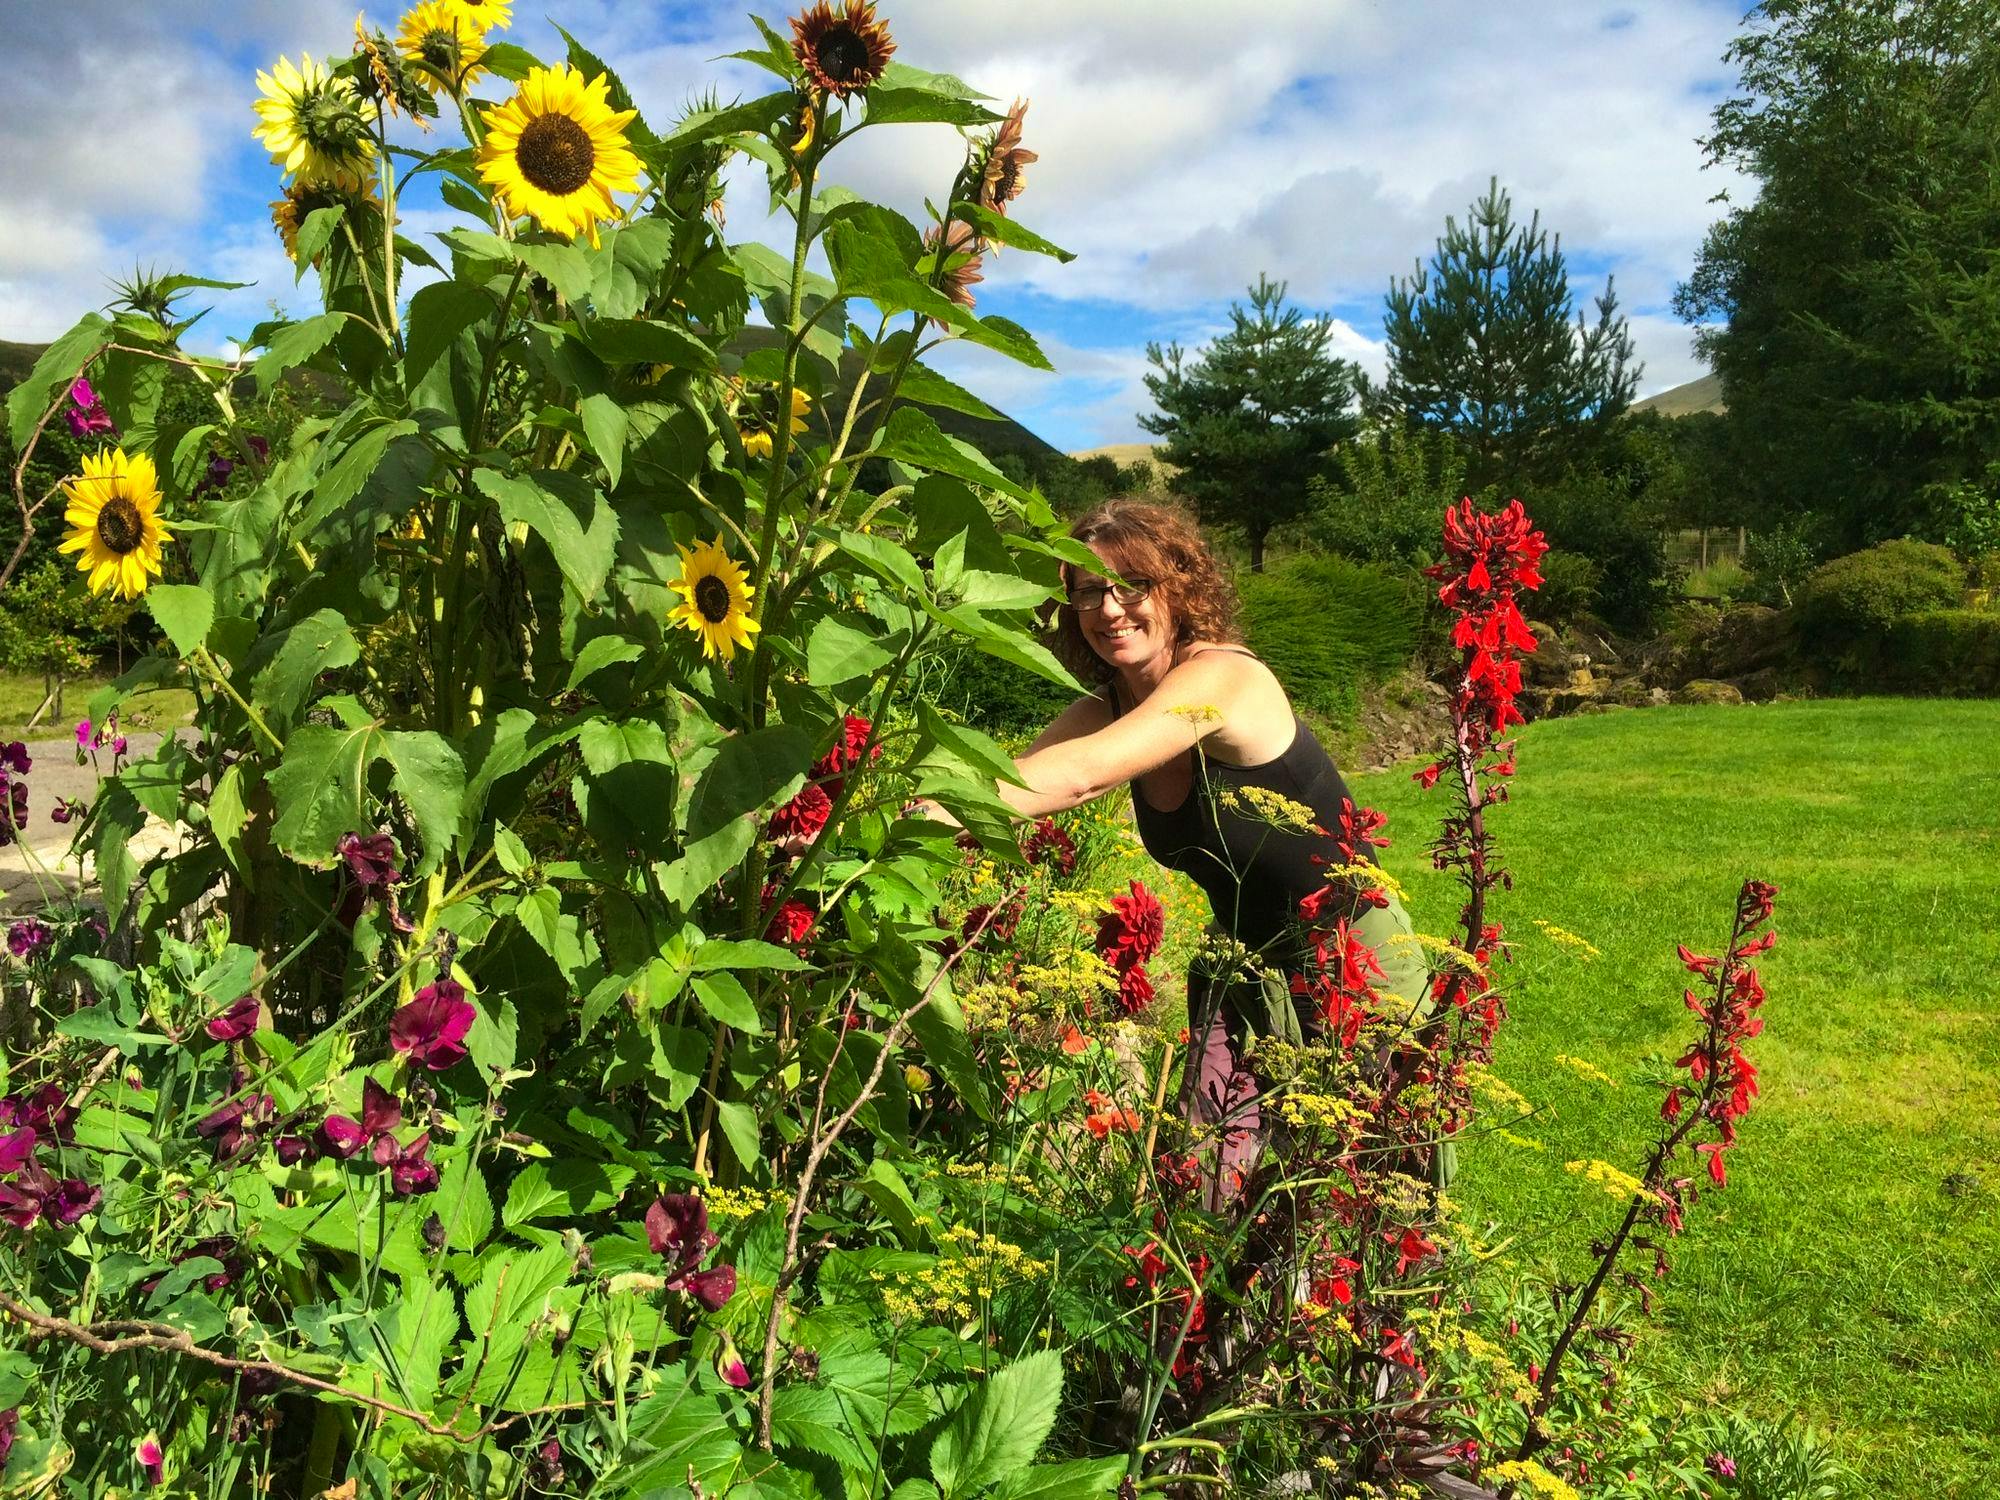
[{"left": 1065, "top": 577, "right": 1156, "bottom": 612}]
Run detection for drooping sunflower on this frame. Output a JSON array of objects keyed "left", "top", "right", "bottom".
[
  {"left": 252, "top": 54, "right": 378, "bottom": 189},
  {"left": 977, "top": 98, "right": 1037, "bottom": 216},
  {"left": 668, "top": 536, "right": 761, "bottom": 662},
  {"left": 58, "top": 447, "right": 173, "bottom": 601},
  {"left": 923, "top": 220, "right": 984, "bottom": 314},
  {"left": 270, "top": 179, "right": 378, "bottom": 265},
  {"left": 478, "top": 65, "right": 642, "bottom": 247},
  {"left": 740, "top": 388, "right": 813, "bottom": 460},
  {"left": 789, "top": 0, "right": 896, "bottom": 99},
  {"left": 397, "top": 1, "right": 489, "bottom": 92},
  {"left": 355, "top": 16, "right": 436, "bottom": 126},
  {"left": 440, "top": 0, "right": 512, "bottom": 31}
]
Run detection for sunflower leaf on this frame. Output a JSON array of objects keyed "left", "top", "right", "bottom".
[
  {"left": 863, "top": 89, "right": 1001, "bottom": 128},
  {"left": 555, "top": 24, "right": 656, "bottom": 148},
  {"left": 293, "top": 207, "right": 347, "bottom": 284},
  {"left": 478, "top": 42, "right": 541, "bottom": 82},
  {"left": 6, "top": 313, "right": 110, "bottom": 450},
  {"left": 145, "top": 586, "right": 215, "bottom": 659},
  {"left": 473, "top": 469, "right": 619, "bottom": 600},
  {"left": 950, "top": 203, "right": 1075, "bottom": 264},
  {"left": 268, "top": 721, "right": 385, "bottom": 864},
  {"left": 252, "top": 313, "right": 348, "bottom": 396},
  {"left": 686, "top": 726, "right": 814, "bottom": 842}
]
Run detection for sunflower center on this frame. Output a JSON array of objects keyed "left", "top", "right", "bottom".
[
  {"left": 96, "top": 496, "right": 144, "bottom": 556},
  {"left": 515, "top": 113, "right": 597, "bottom": 195},
  {"left": 815, "top": 26, "right": 872, "bottom": 83},
  {"left": 694, "top": 575, "right": 733, "bottom": 624},
  {"left": 992, "top": 158, "right": 1020, "bottom": 200}
]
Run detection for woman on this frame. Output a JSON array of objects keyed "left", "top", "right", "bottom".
[{"left": 990, "top": 497, "right": 1430, "bottom": 1207}]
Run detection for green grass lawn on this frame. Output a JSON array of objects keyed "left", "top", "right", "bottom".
[
  {"left": 1353, "top": 698, "right": 2000, "bottom": 1496},
  {"left": 0, "top": 670, "right": 194, "bottom": 740}
]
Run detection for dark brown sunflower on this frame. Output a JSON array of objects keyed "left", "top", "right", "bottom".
[
  {"left": 977, "top": 98, "right": 1037, "bottom": 216},
  {"left": 924, "top": 219, "right": 984, "bottom": 317},
  {"left": 789, "top": 0, "right": 896, "bottom": 99}
]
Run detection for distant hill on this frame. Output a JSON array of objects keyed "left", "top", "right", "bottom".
[{"left": 1634, "top": 372, "right": 1724, "bottom": 417}]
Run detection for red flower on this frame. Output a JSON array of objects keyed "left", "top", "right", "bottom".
[
  {"left": 1097, "top": 880, "right": 1164, "bottom": 965},
  {"left": 1115, "top": 964, "right": 1155, "bottom": 1016},
  {"left": 765, "top": 898, "right": 815, "bottom": 947},
  {"left": 1085, "top": 1107, "right": 1142, "bottom": 1139},
  {"left": 1389, "top": 1225, "right": 1438, "bottom": 1277},
  {"left": 645, "top": 1192, "right": 737, "bottom": 1310},
  {"left": 1021, "top": 817, "right": 1078, "bottom": 875},
  {"left": 389, "top": 979, "right": 475, "bottom": 1072},
  {"left": 389, "top": 1133, "right": 440, "bottom": 1196},
  {"left": 204, "top": 996, "right": 260, "bottom": 1042},
  {"left": 769, "top": 782, "right": 833, "bottom": 841},
  {"left": 338, "top": 831, "right": 402, "bottom": 890}
]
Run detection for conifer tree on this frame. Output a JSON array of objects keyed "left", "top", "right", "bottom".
[
  {"left": 1380, "top": 179, "right": 1637, "bottom": 488},
  {"left": 1140, "top": 276, "right": 1360, "bottom": 572}
]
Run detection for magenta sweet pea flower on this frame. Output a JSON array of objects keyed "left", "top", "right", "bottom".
[
  {"left": 0, "top": 1406, "right": 17, "bottom": 1465},
  {"left": 0, "top": 1126, "right": 37, "bottom": 1174},
  {"left": 74, "top": 719, "right": 92, "bottom": 750},
  {"left": 0, "top": 1183, "right": 40, "bottom": 1231},
  {"left": 204, "top": 996, "right": 260, "bottom": 1042},
  {"left": 45, "top": 1177, "right": 101, "bottom": 1226},
  {"left": 389, "top": 1133, "right": 440, "bottom": 1196},
  {"left": 644, "top": 1192, "right": 737, "bottom": 1310},
  {"left": 338, "top": 831, "right": 401, "bottom": 890},
  {"left": 389, "top": 979, "right": 474, "bottom": 1071},
  {"left": 65, "top": 379, "right": 115, "bottom": 440},
  {"left": 316, "top": 1114, "right": 366, "bottom": 1159},
  {"left": 136, "top": 1431, "right": 165, "bottom": 1485}
]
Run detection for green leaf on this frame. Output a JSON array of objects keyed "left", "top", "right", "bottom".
[
  {"left": 92, "top": 780, "right": 149, "bottom": 929},
  {"left": 6, "top": 312, "right": 109, "bottom": 450},
  {"left": 478, "top": 40, "right": 540, "bottom": 80},
  {"left": 583, "top": 317, "right": 718, "bottom": 371},
  {"left": 690, "top": 938, "right": 812, "bottom": 974},
  {"left": 383, "top": 730, "right": 466, "bottom": 879},
  {"left": 714, "top": 1099, "right": 761, "bottom": 1173},
  {"left": 917, "top": 704, "right": 1026, "bottom": 787},
  {"left": 502, "top": 1160, "right": 636, "bottom": 1225},
  {"left": 590, "top": 218, "right": 677, "bottom": 320},
  {"left": 515, "top": 885, "right": 587, "bottom": 979},
  {"left": 293, "top": 205, "right": 347, "bottom": 281},
  {"left": 578, "top": 392, "right": 628, "bottom": 489},
  {"left": 686, "top": 725, "right": 814, "bottom": 841},
  {"left": 989, "top": 1458, "right": 1127, "bottom": 1500},
  {"left": 951, "top": 202, "right": 1076, "bottom": 264},
  {"left": 836, "top": 530, "right": 930, "bottom": 597},
  {"left": 863, "top": 89, "right": 1001, "bottom": 127},
  {"left": 249, "top": 609, "right": 360, "bottom": 728},
  {"left": 156, "top": 1291, "right": 228, "bottom": 1344},
  {"left": 404, "top": 279, "right": 493, "bottom": 385},
  {"left": 565, "top": 633, "right": 644, "bottom": 691},
  {"left": 962, "top": 617, "right": 1081, "bottom": 693},
  {"left": 210, "top": 763, "right": 251, "bottom": 874},
  {"left": 252, "top": 313, "right": 347, "bottom": 394},
  {"left": 691, "top": 972, "right": 762, "bottom": 1032},
  {"left": 464, "top": 994, "right": 518, "bottom": 1080},
  {"left": 771, "top": 1384, "right": 878, "bottom": 1473},
  {"left": 876, "top": 61, "right": 989, "bottom": 100},
  {"left": 899, "top": 361, "right": 1002, "bottom": 421},
  {"left": 807, "top": 616, "right": 896, "bottom": 687},
  {"left": 466, "top": 1243, "right": 575, "bottom": 1341},
  {"left": 508, "top": 239, "right": 595, "bottom": 302},
  {"left": 930, "top": 1350, "right": 1065, "bottom": 1499},
  {"left": 474, "top": 469, "right": 620, "bottom": 600},
  {"left": 656, "top": 816, "right": 756, "bottom": 910},
  {"left": 144, "top": 585, "right": 213, "bottom": 657},
  {"left": 434, "top": 1151, "right": 494, "bottom": 1251},
  {"left": 876, "top": 407, "right": 1037, "bottom": 505},
  {"left": 55, "top": 1007, "right": 167, "bottom": 1051},
  {"left": 267, "top": 720, "right": 382, "bottom": 863}
]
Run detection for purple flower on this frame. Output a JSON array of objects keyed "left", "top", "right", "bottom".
[
  {"left": 389, "top": 1132, "right": 439, "bottom": 1196},
  {"left": 389, "top": 979, "right": 474, "bottom": 1071},
  {"left": 75, "top": 720, "right": 92, "bottom": 750},
  {"left": 316, "top": 1114, "right": 366, "bottom": 1160},
  {"left": 6, "top": 921, "right": 50, "bottom": 960},
  {"left": 321, "top": 1077, "right": 401, "bottom": 1162},
  {"left": 0, "top": 1126, "right": 37, "bottom": 1175},
  {"left": 0, "top": 1406, "right": 16, "bottom": 1466},
  {"left": 0, "top": 1183, "right": 41, "bottom": 1231},
  {"left": 195, "top": 1077, "right": 273, "bottom": 1162},
  {"left": 360, "top": 1077, "right": 402, "bottom": 1138},
  {"left": 203, "top": 996, "right": 260, "bottom": 1042},
  {"left": 273, "top": 1135, "right": 313, "bottom": 1166},
  {"left": 44, "top": 1177, "right": 100, "bottom": 1226},
  {"left": 0, "top": 743, "right": 27, "bottom": 775},
  {"left": 1706, "top": 1453, "right": 1738, "bottom": 1479},
  {"left": 644, "top": 1192, "right": 737, "bottom": 1310},
  {"left": 338, "top": 831, "right": 401, "bottom": 890},
  {"left": 65, "top": 379, "right": 116, "bottom": 440},
  {"left": 0, "top": 1083, "right": 75, "bottom": 1144},
  {"left": 716, "top": 1332, "right": 750, "bottom": 1388},
  {"left": 111, "top": 735, "right": 128, "bottom": 758},
  {"left": 136, "top": 1431, "right": 165, "bottom": 1486},
  {"left": 49, "top": 797, "right": 82, "bottom": 824}
]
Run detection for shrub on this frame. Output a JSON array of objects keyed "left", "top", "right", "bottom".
[
  {"left": 1743, "top": 515, "right": 1828, "bottom": 606},
  {"left": 1291, "top": 425, "right": 1468, "bottom": 567},
  {"left": 1532, "top": 548, "right": 1603, "bottom": 626},
  {"left": 1884, "top": 609, "right": 2000, "bottom": 695},
  {"left": 1235, "top": 552, "right": 1425, "bottom": 725},
  {"left": 1796, "top": 539, "right": 1964, "bottom": 644},
  {"left": 1525, "top": 469, "right": 1681, "bottom": 634}
]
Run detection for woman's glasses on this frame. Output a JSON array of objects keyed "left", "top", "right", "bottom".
[{"left": 1066, "top": 578, "right": 1154, "bottom": 612}]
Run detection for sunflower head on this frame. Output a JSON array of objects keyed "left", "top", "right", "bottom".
[
  {"left": 923, "top": 220, "right": 984, "bottom": 316},
  {"left": 789, "top": 1, "right": 896, "bottom": 99},
  {"left": 439, "top": 0, "right": 512, "bottom": 30},
  {"left": 58, "top": 447, "right": 172, "bottom": 601},
  {"left": 668, "top": 536, "right": 762, "bottom": 662},
  {"left": 253, "top": 54, "right": 379, "bottom": 189},
  {"left": 270, "top": 179, "right": 379, "bottom": 265},
  {"left": 477, "top": 65, "right": 643, "bottom": 248},
  {"left": 354, "top": 17, "right": 437, "bottom": 126},
  {"left": 397, "top": 1, "right": 490, "bottom": 93},
  {"left": 977, "top": 98, "right": 1038, "bottom": 217}
]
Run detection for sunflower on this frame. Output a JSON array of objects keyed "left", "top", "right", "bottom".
[
  {"left": 669, "top": 536, "right": 762, "bottom": 662},
  {"left": 440, "top": 0, "right": 511, "bottom": 30},
  {"left": 58, "top": 447, "right": 172, "bottom": 601},
  {"left": 977, "top": 98, "right": 1037, "bottom": 216},
  {"left": 252, "top": 54, "right": 378, "bottom": 189},
  {"left": 270, "top": 179, "right": 379, "bottom": 264},
  {"left": 789, "top": 0, "right": 896, "bottom": 99},
  {"left": 740, "top": 388, "right": 813, "bottom": 459},
  {"left": 397, "top": 1, "right": 489, "bottom": 92},
  {"left": 355, "top": 16, "right": 436, "bottom": 125},
  {"left": 478, "top": 65, "right": 642, "bottom": 248},
  {"left": 923, "top": 220, "right": 984, "bottom": 315}
]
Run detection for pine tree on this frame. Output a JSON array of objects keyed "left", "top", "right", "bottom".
[
  {"left": 1140, "top": 276, "right": 1360, "bottom": 572},
  {"left": 1380, "top": 179, "right": 1637, "bottom": 489}
]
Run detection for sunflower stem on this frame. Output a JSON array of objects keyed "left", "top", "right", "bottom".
[
  {"left": 378, "top": 115, "right": 401, "bottom": 347},
  {"left": 194, "top": 647, "right": 284, "bottom": 755}
]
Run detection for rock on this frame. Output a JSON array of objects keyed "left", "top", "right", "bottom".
[
  {"left": 1650, "top": 686, "right": 1672, "bottom": 706},
  {"left": 1678, "top": 679, "right": 1745, "bottom": 706},
  {"left": 1737, "top": 666, "right": 1784, "bottom": 702},
  {"left": 1566, "top": 667, "right": 1597, "bottom": 690}
]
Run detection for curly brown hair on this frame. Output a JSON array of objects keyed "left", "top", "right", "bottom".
[{"left": 1052, "top": 497, "right": 1241, "bottom": 680}]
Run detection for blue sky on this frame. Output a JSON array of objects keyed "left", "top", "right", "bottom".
[{"left": 0, "top": 0, "right": 1752, "bottom": 452}]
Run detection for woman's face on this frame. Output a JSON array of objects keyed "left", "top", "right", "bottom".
[{"left": 1073, "top": 543, "right": 1175, "bottom": 672}]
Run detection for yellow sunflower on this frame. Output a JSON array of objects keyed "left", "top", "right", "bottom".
[
  {"left": 740, "top": 388, "right": 813, "bottom": 459},
  {"left": 397, "top": 1, "right": 489, "bottom": 92},
  {"left": 669, "top": 536, "right": 761, "bottom": 661},
  {"left": 252, "top": 54, "right": 378, "bottom": 189},
  {"left": 441, "top": 0, "right": 512, "bottom": 30},
  {"left": 58, "top": 447, "right": 173, "bottom": 601},
  {"left": 477, "top": 65, "right": 643, "bottom": 248}
]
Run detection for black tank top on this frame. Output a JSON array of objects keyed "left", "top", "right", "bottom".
[{"left": 1107, "top": 647, "right": 1364, "bottom": 961}]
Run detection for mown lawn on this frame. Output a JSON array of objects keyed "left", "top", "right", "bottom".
[
  {"left": 1354, "top": 698, "right": 2000, "bottom": 1497},
  {"left": 0, "top": 670, "right": 194, "bottom": 741}
]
